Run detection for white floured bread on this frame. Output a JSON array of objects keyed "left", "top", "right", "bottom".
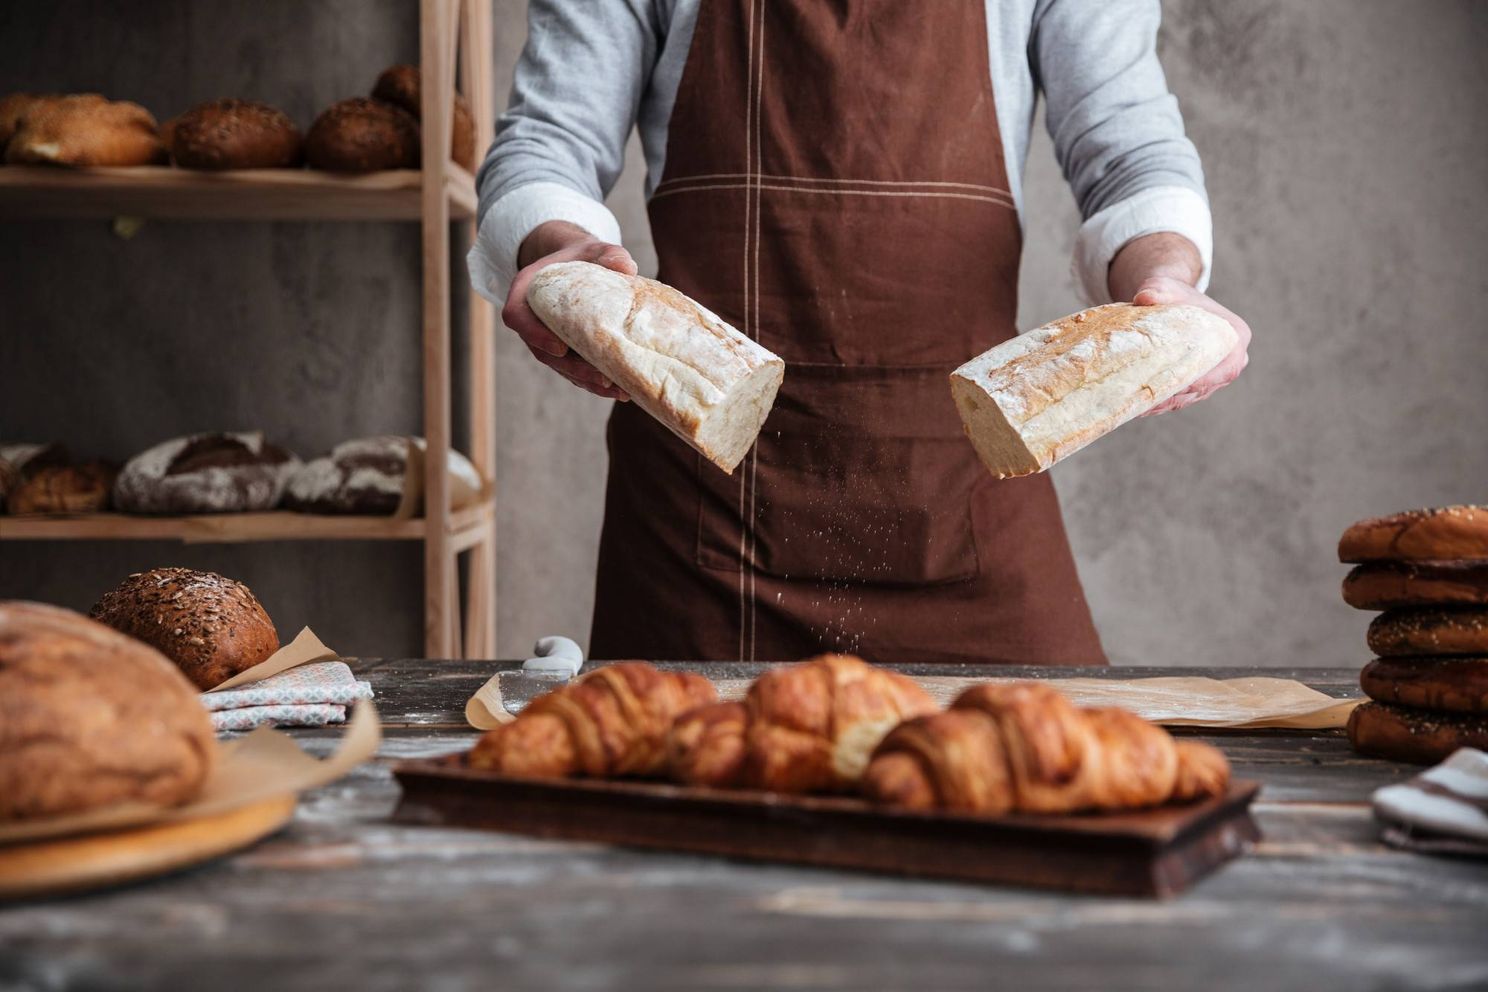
[
  {"left": 286, "top": 435, "right": 485, "bottom": 517},
  {"left": 113, "top": 431, "right": 299, "bottom": 514},
  {"left": 950, "top": 303, "right": 1237, "bottom": 479},
  {"left": 526, "top": 262, "right": 784, "bottom": 473}
]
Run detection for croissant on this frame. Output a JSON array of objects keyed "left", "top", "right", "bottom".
[
  {"left": 667, "top": 654, "right": 936, "bottom": 792},
  {"left": 468, "top": 662, "right": 717, "bottom": 779},
  {"left": 862, "top": 682, "right": 1230, "bottom": 814}
]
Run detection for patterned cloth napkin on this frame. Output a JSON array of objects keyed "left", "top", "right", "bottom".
[
  {"left": 202, "top": 660, "right": 374, "bottom": 732},
  {"left": 1373, "top": 748, "right": 1488, "bottom": 858}
]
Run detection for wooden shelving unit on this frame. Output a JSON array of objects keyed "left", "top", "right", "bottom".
[{"left": 0, "top": 0, "right": 497, "bottom": 659}]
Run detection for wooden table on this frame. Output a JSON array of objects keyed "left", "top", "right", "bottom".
[{"left": 2, "top": 661, "right": 1485, "bottom": 991}]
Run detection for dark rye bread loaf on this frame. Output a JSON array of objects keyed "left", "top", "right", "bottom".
[
  {"left": 1347, "top": 701, "right": 1488, "bottom": 765},
  {"left": 1367, "top": 607, "right": 1488, "bottom": 658},
  {"left": 90, "top": 567, "right": 279, "bottom": 690},
  {"left": 1360, "top": 657, "right": 1488, "bottom": 713},
  {"left": 1338, "top": 505, "right": 1488, "bottom": 564},
  {"left": 0, "top": 601, "right": 215, "bottom": 820},
  {"left": 305, "top": 97, "right": 419, "bottom": 173},
  {"left": 113, "top": 432, "right": 299, "bottom": 514},
  {"left": 1342, "top": 562, "right": 1488, "bottom": 610}
]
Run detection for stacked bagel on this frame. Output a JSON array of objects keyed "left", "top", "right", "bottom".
[{"left": 1342, "top": 505, "right": 1488, "bottom": 764}]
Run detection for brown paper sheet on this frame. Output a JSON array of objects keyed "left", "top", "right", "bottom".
[
  {"left": 465, "top": 669, "right": 1358, "bottom": 732},
  {"left": 0, "top": 701, "right": 382, "bottom": 846},
  {"left": 207, "top": 626, "right": 338, "bottom": 691}
]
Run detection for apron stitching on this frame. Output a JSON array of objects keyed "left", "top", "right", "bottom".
[
  {"left": 737, "top": 0, "right": 758, "bottom": 663},
  {"left": 749, "top": 0, "right": 767, "bottom": 663},
  {"left": 656, "top": 174, "right": 1015, "bottom": 195},
  {"left": 651, "top": 183, "right": 1016, "bottom": 208}
]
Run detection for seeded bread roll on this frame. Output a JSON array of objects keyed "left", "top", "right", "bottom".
[
  {"left": 1347, "top": 701, "right": 1488, "bottom": 765},
  {"left": 0, "top": 601, "right": 215, "bottom": 820},
  {"left": 90, "top": 567, "right": 279, "bottom": 690},
  {"left": 7, "top": 461, "right": 115, "bottom": 514},
  {"left": 950, "top": 303, "right": 1238, "bottom": 479},
  {"left": 1342, "top": 562, "right": 1488, "bottom": 610},
  {"left": 113, "top": 432, "right": 299, "bottom": 515},
  {"left": 305, "top": 97, "right": 419, "bottom": 173},
  {"left": 527, "top": 262, "right": 785, "bottom": 473},
  {"left": 370, "top": 64, "right": 477, "bottom": 170},
  {"left": 1339, "top": 505, "right": 1488, "bottom": 564},
  {"left": 1367, "top": 607, "right": 1488, "bottom": 658},
  {"left": 169, "top": 99, "right": 302, "bottom": 170},
  {"left": 1360, "top": 657, "right": 1488, "bottom": 713},
  {"left": 4, "top": 93, "right": 166, "bottom": 167}
]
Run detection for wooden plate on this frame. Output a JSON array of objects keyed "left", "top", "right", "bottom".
[
  {"left": 393, "top": 754, "right": 1260, "bottom": 897},
  {"left": 0, "top": 794, "right": 296, "bottom": 900}
]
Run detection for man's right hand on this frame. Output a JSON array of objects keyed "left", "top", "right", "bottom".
[{"left": 503, "top": 220, "right": 636, "bottom": 401}]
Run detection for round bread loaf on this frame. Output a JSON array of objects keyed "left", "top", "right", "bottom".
[
  {"left": 90, "top": 567, "right": 279, "bottom": 690},
  {"left": 4, "top": 93, "right": 166, "bottom": 167},
  {"left": 305, "top": 97, "right": 419, "bottom": 172},
  {"left": 1360, "top": 657, "right": 1488, "bottom": 713},
  {"left": 371, "top": 64, "right": 477, "bottom": 170},
  {"left": 113, "top": 432, "right": 299, "bottom": 514},
  {"left": 7, "top": 461, "right": 115, "bottom": 514},
  {"left": 169, "top": 98, "right": 302, "bottom": 170},
  {"left": 0, "top": 442, "right": 65, "bottom": 509},
  {"left": 0, "top": 601, "right": 215, "bottom": 821},
  {"left": 1342, "top": 562, "right": 1488, "bottom": 610},
  {"left": 1347, "top": 700, "right": 1488, "bottom": 765},
  {"left": 1339, "top": 505, "right": 1488, "bottom": 564},
  {"left": 285, "top": 435, "right": 410, "bottom": 515},
  {"left": 1367, "top": 607, "right": 1488, "bottom": 658},
  {"left": 0, "top": 92, "right": 60, "bottom": 151}
]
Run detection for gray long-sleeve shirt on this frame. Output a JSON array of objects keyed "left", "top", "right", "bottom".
[{"left": 469, "top": 0, "right": 1212, "bottom": 306}]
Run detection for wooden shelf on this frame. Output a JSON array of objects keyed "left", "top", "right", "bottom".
[
  {"left": 0, "top": 164, "right": 477, "bottom": 221},
  {"left": 0, "top": 503, "right": 492, "bottom": 544}
]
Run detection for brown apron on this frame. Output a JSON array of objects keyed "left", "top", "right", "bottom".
[{"left": 590, "top": 0, "right": 1106, "bottom": 666}]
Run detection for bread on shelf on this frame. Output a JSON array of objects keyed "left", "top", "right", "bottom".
[
  {"left": 0, "top": 601, "right": 215, "bottom": 821},
  {"left": 4, "top": 93, "right": 166, "bottom": 167},
  {"left": 285, "top": 435, "right": 484, "bottom": 516},
  {"left": 371, "top": 64, "right": 476, "bottom": 171},
  {"left": 305, "top": 97, "right": 419, "bottom": 173},
  {"left": 113, "top": 432, "right": 299, "bottom": 515},
  {"left": 168, "top": 99, "right": 302, "bottom": 170}
]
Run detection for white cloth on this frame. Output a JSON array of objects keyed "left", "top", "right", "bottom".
[
  {"left": 469, "top": 0, "right": 1212, "bottom": 305},
  {"left": 1373, "top": 748, "right": 1488, "bottom": 856}
]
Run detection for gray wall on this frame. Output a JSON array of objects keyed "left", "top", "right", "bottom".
[{"left": 2, "top": 1, "right": 1484, "bottom": 666}]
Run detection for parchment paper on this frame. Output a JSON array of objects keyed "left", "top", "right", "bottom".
[
  {"left": 466, "top": 670, "right": 1359, "bottom": 731},
  {"left": 208, "top": 626, "right": 338, "bottom": 691},
  {"left": 0, "top": 701, "right": 382, "bottom": 846}
]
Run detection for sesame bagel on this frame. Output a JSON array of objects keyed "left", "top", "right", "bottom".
[
  {"left": 1359, "top": 656, "right": 1488, "bottom": 713},
  {"left": 1367, "top": 607, "right": 1488, "bottom": 658},
  {"left": 1339, "top": 505, "right": 1488, "bottom": 564},
  {"left": 1342, "top": 562, "right": 1488, "bottom": 610},
  {"left": 1347, "top": 700, "right": 1488, "bottom": 765}
]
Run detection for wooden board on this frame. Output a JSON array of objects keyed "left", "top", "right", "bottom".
[
  {"left": 392, "top": 755, "right": 1261, "bottom": 897},
  {"left": 0, "top": 794, "right": 296, "bottom": 901}
]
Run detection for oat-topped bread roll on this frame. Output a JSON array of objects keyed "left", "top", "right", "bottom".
[
  {"left": 285, "top": 435, "right": 483, "bottom": 515},
  {"left": 950, "top": 303, "right": 1237, "bottom": 479},
  {"left": 113, "top": 431, "right": 299, "bottom": 514},
  {"left": 370, "top": 64, "right": 476, "bottom": 170},
  {"left": 1339, "top": 505, "right": 1488, "bottom": 564},
  {"left": 666, "top": 654, "right": 936, "bottom": 793},
  {"left": 0, "top": 601, "right": 215, "bottom": 821},
  {"left": 90, "top": 567, "right": 279, "bottom": 690},
  {"left": 168, "top": 98, "right": 302, "bottom": 170},
  {"left": 305, "top": 97, "right": 419, "bottom": 173},
  {"left": 4, "top": 93, "right": 166, "bottom": 167},
  {"left": 469, "top": 662, "right": 718, "bottom": 779},
  {"left": 527, "top": 262, "right": 785, "bottom": 473},
  {"left": 863, "top": 682, "right": 1230, "bottom": 815}
]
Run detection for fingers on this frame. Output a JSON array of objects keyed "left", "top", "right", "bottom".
[
  {"left": 584, "top": 241, "right": 638, "bottom": 276},
  {"left": 529, "top": 345, "right": 630, "bottom": 401},
  {"left": 502, "top": 276, "right": 568, "bottom": 358}
]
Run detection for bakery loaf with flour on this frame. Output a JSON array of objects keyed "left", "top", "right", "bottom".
[
  {"left": 0, "top": 601, "right": 215, "bottom": 820},
  {"left": 527, "top": 262, "right": 784, "bottom": 473},
  {"left": 950, "top": 303, "right": 1237, "bottom": 479},
  {"left": 286, "top": 435, "right": 484, "bottom": 515},
  {"left": 113, "top": 432, "right": 298, "bottom": 514},
  {"left": 90, "top": 567, "right": 279, "bottom": 690}
]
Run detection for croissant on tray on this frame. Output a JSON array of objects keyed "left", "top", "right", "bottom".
[
  {"left": 667, "top": 654, "right": 936, "bottom": 793},
  {"left": 468, "top": 662, "right": 717, "bottom": 779},
  {"left": 862, "top": 682, "right": 1230, "bottom": 814}
]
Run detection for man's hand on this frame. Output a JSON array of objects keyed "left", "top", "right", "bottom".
[
  {"left": 503, "top": 220, "right": 635, "bottom": 401},
  {"left": 1108, "top": 232, "right": 1251, "bottom": 417}
]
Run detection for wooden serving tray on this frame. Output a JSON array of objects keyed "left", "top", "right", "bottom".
[{"left": 392, "top": 755, "right": 1260, "bottom": 897}]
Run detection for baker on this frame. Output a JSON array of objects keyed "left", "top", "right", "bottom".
[{"left": 469, "top": 1, "right": 1251, "bottom": 665}]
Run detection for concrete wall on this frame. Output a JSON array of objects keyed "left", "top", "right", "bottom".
[{"left": 2, "top": 1, "right": 1484, "bottom": 666}]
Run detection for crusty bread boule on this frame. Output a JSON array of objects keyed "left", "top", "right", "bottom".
[
  {"left": 169, "top": 98, "right": 303, "bottom": 170},
  {"left": 90, "top": 567, "right": 280, "bottom": 690},
  {"left": 305, "top": 97, "right": 419, "bottom": 173},
  {"left": 370, "top": 64, "right": 476, "bottom": 170},
  {"left": 4, "top": 93, "right": 166, "bottom": 167},
  {"left": 0, "top": 601, "right": 215, "bottom": 821},
  {"left": 6, "top": 461, "right": 115, "bottom": 514},
  {"left": 112, "top": 431, "right": 299, "bottom": 515}
]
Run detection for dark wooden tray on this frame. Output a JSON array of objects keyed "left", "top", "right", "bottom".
[{"left": 392, "top": 754, "right": 1261, "bottom": 897}]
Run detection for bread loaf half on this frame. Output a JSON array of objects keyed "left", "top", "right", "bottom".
[
  {"left": 527, "top": 262, "right": 784, "bottom": 473},
  {"left": 950, "top": 303, "right": 1237, "bottom": 479}
]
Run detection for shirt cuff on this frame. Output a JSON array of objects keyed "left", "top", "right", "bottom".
[
  {"left": 1071, "top": 185, "right": 1214, "bottom": 305},
  {"left": 465, "top": 181, "right": 625, "bottom": 304}
]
